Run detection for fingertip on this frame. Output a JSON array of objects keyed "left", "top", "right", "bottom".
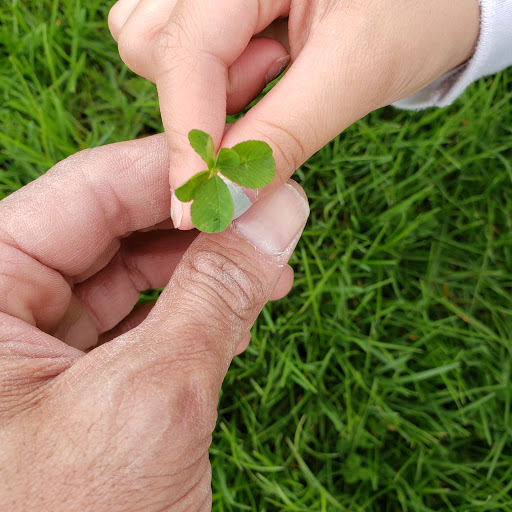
[
  {"left": 177, "top": 218, "right": 196, "bottom": 231},
  {"left": 286, "top": 180, "right": 309, "bottom": 204},
  {"left": 227, "top": 38, "right": 289, "bottom": 114},
  {"left": 108, "top": 0, "right": 140, "bottom": 41},
  {"left": 234, "top": 333, "right": 251, "bottom": 356},
  {"left": 171, "top": 199, "right": 196, "bottom": 231},
  {"left": 270, "top": 265, "right": 295, "bottom": 301},
  {"left": 107, "top": 5, "right": 121, "bottom": 41}
]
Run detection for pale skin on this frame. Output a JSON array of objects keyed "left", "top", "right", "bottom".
[
  {"left": 0, "top": 134, "right": 309, "bottom": 511},
  {"left": 108, "top": 0, "right": 481, "bottom": 230}
]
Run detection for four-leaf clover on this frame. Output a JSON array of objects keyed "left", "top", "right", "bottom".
[{"left": 175, "top": 130, "right": 276, "bottom": 233}]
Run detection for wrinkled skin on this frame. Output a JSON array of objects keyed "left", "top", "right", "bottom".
[{"left": 0, "top": 135, "right": 308, "bottom": 511}]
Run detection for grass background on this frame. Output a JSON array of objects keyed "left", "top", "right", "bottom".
[{"left": 2, "top": 1, "right": 512, "bottom": 510}]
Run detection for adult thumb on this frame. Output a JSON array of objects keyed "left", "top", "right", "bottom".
[
  {"left": 145, "top": 181, "right": 308, "bottom": 367},
  {"left": 51, "top": 182, "right": 307, "bottom": 510},
  {"left": 94, "top": 182, "right": 307, "bottom": 433}
]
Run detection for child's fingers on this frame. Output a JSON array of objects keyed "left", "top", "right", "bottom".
[
  {"left": 226, "top": 38, "right": 289, "bottom": 114},
  {"left": 110, "top": 0, "right": 289, "bottom": 115},
  {"left": 108, "top": 0, "right": 143, "bottom": 42},
  {"left": 151, "top": 0, "right": 290, "bottom": 228},
  {"left": 113, "top": 0, "right": 178, "bottom": 80}
]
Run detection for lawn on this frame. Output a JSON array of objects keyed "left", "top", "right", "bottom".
[{"left": 2, "top": 1, "right": 512, "bottom": 510}]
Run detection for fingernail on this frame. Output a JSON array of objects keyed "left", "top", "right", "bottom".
[
  {"left": 264, "top": 55, "right": 290, "bottom": 85},
  {"left": 233, "top": 184, "right": 309, "bottom": 255},
  {"left": 170, "top": 191, "right": 183, "bottom": 229}
]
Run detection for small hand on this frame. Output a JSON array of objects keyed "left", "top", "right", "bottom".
[
  {"left": 108, "top": 0, "right": 480, "bottom": 229},
  {"left": 0, "top": 134, "right": 308, "bottom": 511}
]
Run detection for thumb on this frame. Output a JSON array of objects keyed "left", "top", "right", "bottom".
[
  {"left": 174, "top": 39, "right": 367, "bottom": 230},
  {"left": 130, "top": 182, "right": 309, "bottom": 461},
  {"left": 144, "top": 181, "right": 308, "bottom": 370},
  {"left": 86, "top": 182, "right": 307, "bottom": 447},
  {"left": 148, "top": 183, "right": 309, "bottom": 356},
  {"left": 52, "top": 183, "right": 308, "bottom": 508}
]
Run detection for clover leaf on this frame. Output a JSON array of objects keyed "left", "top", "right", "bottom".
[
  {"left": 188, "top": 129, "right": 215, "bottom": 169},
  {"left": 221, "top": 140, "right": 275, "bottom": 188},
  {"left": 191, "top": 175, "right": 234, "bottom": 233},
  {"left": 215, "top": 147, "right": 240, "bottom": 171},
  {"left": 175, "top": 129, "right": 276, "bottom": 233},
  {"left": 174, "top": 170, "right": 210, "bottom": 202}
]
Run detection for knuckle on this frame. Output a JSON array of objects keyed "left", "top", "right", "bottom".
[
  {"left": 120, "top": 344, "right": 220, "bottom": 447},
  {"left": 256, "top": 121, "right": 307, "bottom": 176},
  {"left": 152, "top": 7, "right": 198, "bottom": 65},
  {"left": 176, "top": 244, "right": 267, "bottom": 330},
  {"left": 151, "top": 30, "right": 196, "bottom": 85},
  {"left": 119, "top": 250, "right": 151, "bottom": 292},
  {"left": 152, "top": 27, "right": 178, "bottom": 65},
  {"left": 117, "top": 28, "right": 141, "bottom": 72},
  {"left": 133, "top": 348, "right": 220, "bottom": 441},
  {"left": 169, "top": 339, "right": 222, "bottom": 384},
  {"left": 152, "top": 6, "right": 225, "bottom": 75},
  {"left": 117, "top": 22, "right": 162, "bottom": 75}
]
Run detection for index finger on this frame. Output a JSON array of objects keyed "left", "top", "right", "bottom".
[
  {"left": 0, "top": 134, "right": 171, "bottom": 277},
  {"left": 152, "top": 0, "right": 290, "bottom": 229}
]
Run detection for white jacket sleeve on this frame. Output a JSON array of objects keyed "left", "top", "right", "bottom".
[{"left": 394, "top": 0, "right": 512, "bottom": 110}]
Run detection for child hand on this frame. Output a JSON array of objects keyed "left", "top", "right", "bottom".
[{"left": 109, "top": 0, "right": 480, "bottom": 229}]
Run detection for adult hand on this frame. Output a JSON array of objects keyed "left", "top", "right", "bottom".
[
  {"left": 0, "top": 134, "right": 308, "bottom": 510},
  {"left": 108, "top": 0, "right": 480, "bottom": 229}
]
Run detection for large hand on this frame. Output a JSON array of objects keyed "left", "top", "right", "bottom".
[
  {"left": 0, "top": 135, "right": 308, "bottom": 511},
  {"left": 108, "top": 0, "right": 480, "bottom": 229}
]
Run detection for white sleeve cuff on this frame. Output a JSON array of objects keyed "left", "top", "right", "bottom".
[{"left": 393, "top": 0, "right": 512, "bottom": 110}]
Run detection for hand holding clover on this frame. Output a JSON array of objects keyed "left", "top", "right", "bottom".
[
  {"left": 175, "top": 130, "right": 275, "bottom": 233},
  {"left": 109, "top": 0, "right": 480, "bottom": 230}
]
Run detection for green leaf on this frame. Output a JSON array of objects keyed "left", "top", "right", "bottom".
[
  {"left": 189, "top": 129, "right": 215, "bottom": 169},
  {"left": 215, "top": 147, "right": 240, "bottom": 172},
  {"left": 174, "top": 170, "right": 210, "bottom": 202},
  {"left": 223, "top": 140, "right": 275, "bottom": 188},
  {"left": 191, "top": 175, "right": 234, "bottom": 233}
]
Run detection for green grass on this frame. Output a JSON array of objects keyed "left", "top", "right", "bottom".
[{"left": 2, "top": 1, "right": 512, "bottom": 510}]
